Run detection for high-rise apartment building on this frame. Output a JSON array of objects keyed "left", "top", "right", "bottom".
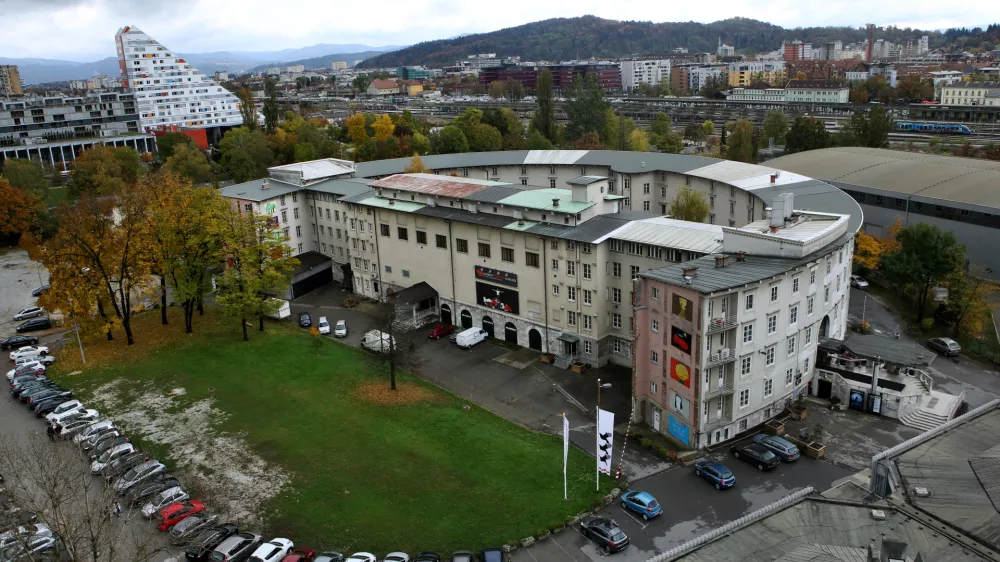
[
  {"left": 0, "top": 65, "right": 23, "bottom": 96},
  {"left": 782, "top": 41, "right": 813, "bottom": 62},
  {"left": 114, "top": 25, "right": 242, "bottom": 132},
  {"left": 620, "top": 58, "right": 671, "bottom": 92}
]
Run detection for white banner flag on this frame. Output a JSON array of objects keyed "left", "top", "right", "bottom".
[
  {"left": 563, "top": 414, "right": 570, "bottom": 500},
  {"left": 597, "top": 408, "right": 615, "bottom": 475}
]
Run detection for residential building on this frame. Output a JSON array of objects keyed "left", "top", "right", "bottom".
[
  {"left": 478, "top": 62, "right": 622, "bottom": 93},
  {"left": 286, "top": 64, "right": 305, "bottom": 73},
  {"left": 929, "top": 70, "right": 965, "bottom": 99},
  {"left": 397, "top": 66, "right": 432, "bottom": 80},
  {"left": 620, "top": 58, "right": 671, "bottom": 92},
  {"left": 0, "top": 65, "right": 22, "bottom": 96},
  {"left": 726, "top": 87, "right": 787, "bottom": 102},
  {"left": 816, "top": 41, "right": 842, "bottom": 61},
  {"left": 782, "top": 41, "right": 813, "bottom": 62},
  {"left": 330, "top": 61, "right": 349, "bottom": 71},
  {"left": 670, "top": 65, "right": 693, "bottom": 93},
  {"left": 688, "top": 65, "right": 727, "bottom": 91},
  {"left": 114, "top": 25, "right": 242, "bottom": 131},
  {"left": 367, "top": 79, "right": 400, "bottom": 96},
  {"left": 399, "top": 80, "right": 423, "bottom": 97},
  {"left": 0, "top": 92, "right": 154, "bottom": 170},
  {"left": 727, "top": 61, "right": 786, "bottom": 87},
  {"left": 214, "top": 71, "right": 229, "bottom": 82},
  {"left": 634, "top": 193, "right": 853, "bottom": 448},
  {"left": 940, "top": 81, "right": 1000, "bottom": 106},
  {"left": 844, "top": 62, "right": 898, "bottom": 87},
  {"left": 784, "top": 80, "right": 849, "bottom": 103}
]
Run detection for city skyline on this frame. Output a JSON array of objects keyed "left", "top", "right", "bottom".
[{"left": 0, "top": 0, "right": 994, "bottom": 61}]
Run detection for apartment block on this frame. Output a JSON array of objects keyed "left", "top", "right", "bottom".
[
  {"left": 0, "top": 65, "right": 22, "bottom": 96},
  {"left": 940, "top": 82, "right": 1000, "bottom": 106},
  {"left": 728, "top": 61, "right": 786, "bottom": 87},
  {"left": 620, "top": 58, "right": 671, "bottom": 92}
]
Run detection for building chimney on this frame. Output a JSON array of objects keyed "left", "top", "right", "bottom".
[
  {"left": 517, "top": 218, "right": 525, "bottom": 226},
  {"left": 770, "top": 174, "right": 777, "bottom": 183},
  {"left": 552, "top": 198, "right": 560, "bottom": 208},
  {"left": 735, "top": 251, "right": 746, "bottom": 262},
  {"left": 714, "top": 255, "right": 729, "bottom": 268},
  {"left": 389, "top": 199, "right": 395, "bottom": 206},
  {"left": 770, "top": 225, "right": 780, "bottom": 233},
  {"left": 682, "top": 266, "right": 698, "bottom": 278},
  {"left": 261, "top": 180, "right": 269, "bottom": 189}
]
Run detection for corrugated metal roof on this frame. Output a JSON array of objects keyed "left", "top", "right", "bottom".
[
  {"left": 351, "top": 196, "right": 426, "bottom": 212},
  {"left": 498, "top": 188, "right": 595, "bottom": 213},
  {"left": 219, "top": 178, "right": 301, "bottom": 202},
  {"left": 339, "top": 190, "right": 376, "bottom": 204},
  {"left": 568, "top": 175, "right": 607, "bottom": 185},
  {"left": 370, "top": 173, "right": 507, "bottom": 197},
  {"left": 828, "top": 334, "right": 936, "bottom": 366},
  {"left": 597, "top": 217, "right": 724, "bottom": 253},
  {"left": 305, "top": 178, "right": 373, "bottom": 198},
  {"left": 523, "top": 150, "right": 590, "bottom": 165},
  {"left": 690, "top": 160, "right": 812, "bottom": 189},
  {"left": 414, "top": 205, "right": 522, "bottom": 229},
  {"left": 267, "top": 158, "right": 356, "bottom": 182},
  {"left": 525, "top": 214, "right": 633, "bottom": 242},
  {"left": 464, "top": 185, "right": 525, "bottom": 203},
  {"left": 355, "top": 152, "right": 531, "bottom": 178}
]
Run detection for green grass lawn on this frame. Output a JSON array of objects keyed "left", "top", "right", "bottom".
[{"left": 54, "top": 311, "right": 612, "bottom": 553}]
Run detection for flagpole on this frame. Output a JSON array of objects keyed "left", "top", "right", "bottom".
[{"left": 562, "top": 413, "right": 568, "bottom": 501}]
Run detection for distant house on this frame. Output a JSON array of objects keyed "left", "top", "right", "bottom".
[
  {"left": 367, "top": 79, "right": 400, "bottom": 97},
  {"left": 399, "top": 80, "right": 424, "bottom": 96}
]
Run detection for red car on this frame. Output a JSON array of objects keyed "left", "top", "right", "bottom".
[
  {"left": 156, "top": 500, "right": 205, "bottom": 532},
  {"left": 428, "top": 324, "right": 454, "bottom": 339},
  {"left": 282, "top": 549, "right": 317, "bottom": 562}
]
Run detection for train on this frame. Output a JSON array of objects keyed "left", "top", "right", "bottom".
[{"left": 894, "top": 122, "right": 973, "bottom": 135}]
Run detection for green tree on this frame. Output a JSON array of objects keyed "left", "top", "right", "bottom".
[
  {"left": 0, "top": 158, "right": 48, "bottom": 198},
  {"left": 529, "top": 69, "right": 557, "bottom": 144},
  {"left": 164, "top": 143, "right": 214, "bottom": 184},
  {"left": 262, "top": 78, "right": 280, "bottom": 134},
  {"left": 785, "top": 116, "right": 832, "bottom": 154},
  {"left": 411, "top": 132, "right": 431, "bottom": 155},
  {"left": 352, "top": 74, "right": 371, "bottom": 95},
  {"left": 881, "top": 223, "right": 965, "bottom": 322},
  {"left": 684, "top": 122, "right": 707, "bottom": 143},
  {"left": 698, "top": 75, "right": 728, "bottom": 97},
  {"left": 523, "top": 130, "right": 555, "bottom": 150},
  {"left": 649, "top": 113, "right": 683, "bottom": 153},
  {"left": 431, "top": 126, "right": 469, "bottom": 154},
  {"left": 237, "top": 87, "right": 259, "bottom": 132},
  {"left": 482, "top": 108, "right": 524, "bottom": 150},
  {"left": 219, "top": 127, "right": 272, "bottom": 183},
  {"left": 763, "top": 110, "right": 788, "bottom": 145},
  {"left": 847, "top": 105, "right": 894, "bottom": 149},
  {"left": 466, "top": 123, "right": 503, "bottom": 152},
  {"left": 669, "top": 186, "right": 710, "bottom": 222},
  {"left": 565, "top": 74, "right": 610, "bottom": 141},
  {"left": 701, "top": 120, "right": 715, "bottom": 138},
  {"left": 69, "top": 145, "right": 144, "bottom": 198},
  {"left": 724, "top": 120, "right": 756, "bottom": 163},
  {"left": 156, "top": 132, "right": 196, "bottom": 160},
  {"left": 488, "top": 80, "right": 506, "bottom": 100},
  {"left": 294, "top": 142, "right": 317, "bottom": 162}
]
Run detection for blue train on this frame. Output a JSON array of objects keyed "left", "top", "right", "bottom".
[{"left": 894, "top": 122, "right": 973, "bottom": 135}]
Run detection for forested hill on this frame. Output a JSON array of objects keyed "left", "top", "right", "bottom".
[{"left": 358, "top": 16, "right": 950, "bottom": 68}]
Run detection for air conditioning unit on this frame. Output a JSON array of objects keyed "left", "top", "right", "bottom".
[{"left": 710, "top": 352, "right": 720, "bottom": 362}]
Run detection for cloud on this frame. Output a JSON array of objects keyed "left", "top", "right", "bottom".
[{"left": 0, "top": 0, "right": 994, "bottom": 61}]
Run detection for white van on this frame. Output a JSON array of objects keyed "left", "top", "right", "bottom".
[
  {"left": 361, "top": 330, "right": 396, "bottom": 353},
  {"left": 264, "top": 298, "right": 291, "bottom": 320},
  {"left": 455, "top": 327, "right": 488, "bottom": 349}
]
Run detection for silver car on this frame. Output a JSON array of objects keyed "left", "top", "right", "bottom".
[
  {"left": 74, "top": 420, "right": 115, "bottom": 444},
  {"left": 114, "top": 460, "right": 166, "bottom": 495},
  {"left": 0, "top": 523, "right": 52, "bottom": 549},
  {"left": 141, "top": 486, "right": 189, "bottom": 518},
  {"left": 168, "top": 513, "right": 219, "bottom": 544}
]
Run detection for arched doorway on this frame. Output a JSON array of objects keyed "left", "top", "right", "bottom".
[
  {"left": 482, "top": 315, "right": 495, "bottom": 338},
  {"left": 528, "top": 329, "right": 542, "bottom": 351},
  {"left": 504, "top": 322, "right": 518, "bottom": 344},
  {"left": 440, "top": 304, "right": 452, "bottom": 326},
  {"left": 460, "top": 309, "right": 473, "bottom": 329},
  {"left": 820, "top": 315, "right": 830, "bottom": 338}
]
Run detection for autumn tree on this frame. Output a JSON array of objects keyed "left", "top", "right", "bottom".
[
  {"left": 529, "top": 69, "right": 557, "bottom": 143},
  {"left": 0, "top": 177, "right": 43, "bottom": 239},
  {"left": 853, "top": 218, "right": 901, "bottom": 272},
  {"left": 881, "top": 223, "right": 965, "bottom": 322},
  {"left": 345, "top": 112, "right": 369, "bottom": 146},
  {"left": 155, "top": 132, "right": 195, "bottom": 160},
  {"left": 237, "top": 87, "right": 259, "bottom": 131},
  {"left": 165, "top": 142, "right": 215, "bottom": 184},
  {"left": 684, "top": 121, "right": 707, "bottom": 143},
  {"left": 367, "top": 292, "right": 425, "bottom": 391},
  {"left": 404, "top": 154, "right": 429, "bottom": 173},
  {"left": 488, "top": 80, "right": 506, "bottom": 100},
  {"left": 942, "top": 267, "right": 996, "bottom": 338},
  {"left": 669, "top": 186, "right": 710, "bottom": 222},
  {"left": 69, "top": 145, "right": 144, "bottom": 198},
  {"left": 372, "top": 114, "right": 395, "bottom": 141},
  {"left": 219, "top": 127, "right": 272, "bottom": 183}
]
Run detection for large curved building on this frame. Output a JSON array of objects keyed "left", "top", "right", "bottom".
[
  {"left": 770, "top": 147, "right": 1000, "bottom": 279},
  {"left": 223, "top": 150, "right": 860, "bottom": 448}
]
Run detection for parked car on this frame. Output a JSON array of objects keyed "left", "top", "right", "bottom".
[
  {"left": 455, "top": 327, "right": 488, "bottom": 349},
  {"left": 170, "top": 513, "right": 220, "bottom": 544},
  {"left": 81, "top": 427, "right": 121, "bottom": 451},
  {"left": 31, "top": 285, "right": 49, "bottom": 297},
  {"left": 57, "top": 419, "right": 94, "bottom": 439},
  {"left": 16, "top": 317, "right": 52, "bottom": 333},
  {"left": 0, "top": 335, "right": 38, "bottom": 351},
  {"left": 317, "top": 317, "right": 331, "bottom": 335},
  {"left": 74, "top": 420, "right": 115, "bottom": 444},
  {"left": 13, "top": 307, "right": 44, "bottom": 321},
  {"left": 693, "top": 461, "right": 736, "bottom": 489},
  {"left": 479, "top": 548, "right": 503, "bottom": 562},
  {"left": 751, "top": 434, "right": 801, "bottom": 461},
  {"left": 50, "top": 408, "right": 98, "bottom": 429},
  {"left": 345, "top": 554, "right": 377, "bottom": 562},
  {"left": 313, "top": 553, "right": 345, "bottom": 562},
  {"left": 298, "top": 312, "right": 311, "bottom": 328},
  {"left": 184, "top": 523, "right": 239, "bottom": 561},
  {"left": 125, "top": 476, "right": 179, "bottom": 506},
  {"left": 580, "top": 515, "right": 629, "bottom": 554},
  {"left": 210, "top": 531, "right": 261, "bottom": 562},
  {"left": 619, "top": 490, "right": 663, "bottom": 520},
  {"left": 21, "top": 385, "right": 65, "bottom": 404},
  {"left": 928, "top": 337, "right": 962, "bottom": 357},
  {"left": 449, "top": 552, "right": 474, "bottom": 562},
  {"left": 382, "top": 553, "right": 408, "bottom": 562},
  {"left": 89, "top": 433, "right": 129, "bottom": 460},
  {"left": 44, "top": 400, "right": 84, "bottom": 423},
  {"left": 249, "top": 537, "right": 294, "bottom": 561},
  {"left": 34, "top": 396, "right": 73, "bottom": 417},
  {"left": 9, "top": 346, "right": 48, "bottom": 362},
  {"left": 428, "top": 324, "right": 454, "bottom": 340},
  {"left": 92, "top": 443, "right": 136, "bottom": 474},
  {"left": 7, "top": 363, "right": 45, "bottom": 379},
  {"left": 850, "top": 275, "right": 869, "bottom": 289},
  {"left": 156, "top": 500, "right": 206, "bottom": 532},
  {"left": 0, "top": 535, "right": 56, "bottom": 560},
  {"left": 731, "top": 442, "right": 782, "bottom": 471},
  {"left": 0, "top": 523, "right": 52, "bottom": 549},
  {"left": 333, "top": 320, "right": 347, "bottom": 338},
  {"left": 360, "top": 330, "right": 395, "bottom": 353},
  {"left": 14, "top": 355, "right": 55, "bottom": 369},
  {"left": 114, "top": 460, "right": 166, "bottom": 494},
  {"left": 142, "top": 486, "right": 190, "bottom": 518},
  {"left": 281, "top": 548, "right": 317, "bottom": 562}
]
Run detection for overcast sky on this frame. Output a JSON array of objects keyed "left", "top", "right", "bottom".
[{"left": 1, "top": 0, "right": 993, "bottom": 61}]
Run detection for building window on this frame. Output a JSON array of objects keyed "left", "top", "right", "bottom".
[
  {"left": 741, "top": 355, "right": 752, "bottom": 376},
  {"left": 785, "top": 368, "right": 794, "bottom": 386},
  {"left": 585, "top": 340, "right": 593, "bottom": 355},
  {"left": 293, "top": 208, "right": 299, "bottom": 219},
  {"left": 789, "top": 305, "right": 798, "bottom": 324},
  {"left": 380, "top": 224, "right": 390, "bottom": 236},
  {"left": 643, "top": 183, "right": 650, "bottom": 194},
  {"left": 521, "top": 179, "right": 528, "bottom": 186},
  {"left": 764, "top": 379, "right": 773, "bottom": 397},
  {"left": 385, "top": 265, "right": 392, "bottom": 273},
  {"left": 612, "top": 262, "right": 621, "bottom": 277},
  {"left": 613, "top": 288, "right": 622, "bottom": 303},
  {"left": 501, "top": 247, "right": 514, "bottom": 263},
  {"left": 650, "top": 350, "right": 659, "bottom": 364},
  {"left": 553, "top": 284, "right": 559, "bottom": 297},
  {"left": 568, "top": 311, "right": 577, "bottom": 325},
  {"left": 551, "top": 240, "right": 559, "bottom": 250},
  {"left": 282, "top": 227, "right": 290, "bottom": 240},
  {"left": 770, "top": 286, "right": 778, "bottom": 302},
  {"left": 456, "top": 238, "right": 468, "bottom": 253},
  {"left": 767, "top": 314, "right": 777, "bottom": 334},
  {"left": 651, "top": 319, "right": 659, "bottom": 332},
  {"left": 805, "top": 326, "right": 812, "bottom": 343},
  {"left": 613, "top": 313, "right": 622, "bottom": 328},
  {"left": 297, "top": 243, "right": 303, "bottom": 253},
  {"left": 651, "top": 287, "right": 659, "bottom": 300},
  {"left": 807, "top": 296, "right": 815, "bottom": 315},
  {"left": 280, "top": 195, "right": 286, "bottom": 206},
  {"left": 295, "top": 226, "right": 301, "bottom": 237},
  {"left": 792, "top": 277, "right": 799, "bottom": 293},
  {"left": 583, "top": 290, "right": 592, "bottom": 305},
  {"left": 643, "top": 201, "right": 650, "bottom": 211},
  {"left": 742, "top": 324, "right": 753, "bottom": 343},
  {"left": 787, "top": 336, "right": 796, "bottom": 356},
  {"left": 402, "top": 270, "right": 410, "bottom": 278},
  {"left": 631, "top": 265, "right": 640, "bottom": 279},
  {"left": 810, "top": 269, "right": 816, "bottom": 285},
  {"left": 281, "top": 210, "right": 288, "bottom": 223},
  {"left": 526, "top": 252, "right": 539, "bottom": 268},
  {"left": 739, "top": 389, "right": 750, "bottom": 408},
  {"left": 824, "top": 286, "right": 830, "bottom": 302},
  {"left": 584, "top": 315, "right": 593, "bottom": 331},
  {"left": 567, "top": 262, "right": 576, "bottom": 276},
  {"left": 765, "top": 346, "right": 775, "bottom": 366},
  {"left": 551, "top": 259, "right": 559, "bottom": 271},
  {"left": 397, "top": 227, "right": 408, "bottom": 241},
  {"left": 567, "top": 287, "right": 576, "bottom": 302},
  {"left": 416, "top": 231, "right": 427, "bottom": 245},
  {"left": 478, "top": 243, "right": 491, "bottom": 258},
  {"left": 650, "top": 381, "right": 658, "bottom": 394},
  {"left": 436, "top": 234, "right": 447, "bottom": 249},
  {"left": 549, "top": 178, "right": 556, "bottom": 189},
  {"left": 583, "top": 264, "right": 591, "bottom": 279},
  {"left": 745, "top": 293, "right": 754, "bottom": 311}
]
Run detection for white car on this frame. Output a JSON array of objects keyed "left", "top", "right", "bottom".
[
  {"left": 91, "top": 442, "right": 136, "bottom": 474},
  {"left": 14, "top": 355, "right": 54, "bottom": 368},
  {"left": 384, "top": 553, "right": 410, "bottom": 562},
  {"left": 0, "top": 523, "right": 52, "bottom": 549},
  {"left": 850, "top": 274, "right": 870, "bottom": 289},
  {"left": 7, "top": 363, "right": 45, "bottom": 380},
  {"left": 345, "top": 553, "right": 377, "bottom": 562},
  {"left": 74, "top": 420, "right": 115, "bottom": 444},
  {"left": 317, "top": 317, "right": 331, "bottom": 335},
  {"left": 249, "top": 538, "right": 294, "bottom": 561},
  {"left": 9, "top": 346, "right": 48, "bottom": 362},
  {"left": 44, "top": 400, "right": 84, "bottom": 423},
  {"left": 50, "top": 408, "right": 98, "bottom": 428},
  {"left": 13, "top": 307, "right": 44, "bottom": 321},
  {"left": 141, "top": 486, "right": 189, "bottom": 518},
  {"left": 334, "top": 319, "right": 347, "bottom": 338}
]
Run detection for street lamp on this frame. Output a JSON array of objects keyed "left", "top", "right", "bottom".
[{"left": 596, "top": 378, "right": 612, "bottom": 491}]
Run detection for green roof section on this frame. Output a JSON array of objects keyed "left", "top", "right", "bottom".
[
  {"left": 353, "top": 196, "right": 427, "bottom": 212},
  {"left": 498, "top": 188, "right": 595, "bottom": 213},
  {"left": 603, "top": 194, "right": 626, "bottom": 201},
  {"left": 504, "top": 219, "right": 539, "bottom": 231}
]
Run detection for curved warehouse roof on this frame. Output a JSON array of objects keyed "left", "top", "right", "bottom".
[{"left": 768, "top": 147, "right": 1000, "bottom": 211}]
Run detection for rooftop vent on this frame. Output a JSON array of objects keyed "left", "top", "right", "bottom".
[
  {"left": 870, "top": 509, "right": 887, "bottom": 521},
  {"left": 517, "top": 219, "right": 525, "bottom": 226},
  {"left": 913, "top": 487, "right": 931, "bottom": 497},
  {"left": 735, "top": 251, "right": 746, "bottom": 262},
  {"left": 714, "top": 255, "right": 729, "bottom": 268},
  {"left": 388, "top": 199, "right": 395, "bottom": 206},
  {"left": 261, "top": 181, "right": 270, "bottom": 190},
  {"left": 552, "top": 198, "right": 560, "bottom": 208},
  {"left": 682, "top": 266, "right": 698, "bottom": 278}
]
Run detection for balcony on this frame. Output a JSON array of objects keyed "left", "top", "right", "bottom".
[
  {"left": 703, "top": 381, "right": 735, "bottom": 400},
  {"left": 703, "top": 412, "right": 733, "bottom": 431},
  {"left": 705, "top": 347, "right": 736, "bottom": 367},
  {"left": 705, "top": 314, "right": 737, "bottom": 334}
]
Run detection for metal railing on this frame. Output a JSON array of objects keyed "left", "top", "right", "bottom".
[
  {"left": 705, "top": 347, "right": 736, "bottom": 367},
  {"left": 704, "top": 381, "right": 735, "bottom": 400},
  {"left": 706, "top": 314, "right": 738, "bottom": 334},
  {"left": 703, "top": 412, "right": 733, "bottom": 431}
]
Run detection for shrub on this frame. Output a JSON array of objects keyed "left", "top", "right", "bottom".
[
  {"left": 640, "top": 438, "right": 652, "bottom": 449},
  {"left": 921, "top": 317, "right": 934, "bottom": 332},
  {"left": 653, "top": 445, "right": 669, "bottom": 458}
]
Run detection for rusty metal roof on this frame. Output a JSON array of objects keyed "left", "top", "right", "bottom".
[{"left": 369, "top": 173, "right": 508, "bottom": 198}]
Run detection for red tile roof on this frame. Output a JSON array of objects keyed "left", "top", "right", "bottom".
[
  {"left": 371, "top": 79, "right": 399, "bottom": 90},
  {"left": 370, "top": 174, "right": 498, "bottom": 197}
]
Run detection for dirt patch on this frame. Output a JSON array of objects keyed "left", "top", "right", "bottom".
[{"left": 352, "top": 381, "right": 442, "bottom": 405}]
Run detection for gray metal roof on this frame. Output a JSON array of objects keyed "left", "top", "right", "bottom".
[
  {"left": 525, "top": 214, "right": 633, "bottom": 242},
  {"left": 576, "top": 150, "right": 713, "bottom": 174},
  {"left": 338, "top": 189, "right": 377, "bottom": 204},
  {"left": 641, "top": 235, "right": 851, "bottom": 294},
  {"left": 413, "top": 205, "right": 521, "bottom": 230},
  {"left": 567, "top": 175, "right": 607, "bottom": 185},
  {"left": 306, "top": 178, "right": 373, "bottom": 198},
  {"left": 220, "top": 178, "right": 301, "bottom": 202},
  {"left": 750, "top": 179, "right": 864, "bottom": 234},
  {"left": 355, "top": 151, "right": 531, "bottom": 178},
  {"left": 823, "top": 334, "right": 936, "bottom": 367},
  {"left": 464, "top": 185, "right": 525, "bottom": 203}
]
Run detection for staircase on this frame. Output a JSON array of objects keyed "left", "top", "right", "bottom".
[
  {"left": 900, "top": 409, "right": 951, "bottom": 432},
  {"left": 553, "top": 355, "right": 574, "bottom": 369}
]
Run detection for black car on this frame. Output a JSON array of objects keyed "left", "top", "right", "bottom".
[
  {"left": 33, "top": 397, "right": 70, "bottom": 416},
  {"left": 580, "top": 515, "right": 629, "bottom": 554},
  {"left": 25, "top": 388, "right": 71, "bottom": 405},
  {"left": 184, "top": 523, "right": 239, "bottom": 561},
  {"left": 31, "top": 285, "right": 49, "bottom": 297},
  {"left": 16, "top": 317, "right": 52, "bottom": 333},
  {"left": 415, "top": 553, "right": 442, "bottom": 562},
  {"left": 13, "top": 380, "right": 55, "bottom": 399},
  {"left": 299, "top": 312, "right": 311, "bottom": 328},
  {"left": 108, "top": 453, "right": 154, "bottom": 484},
  {"left": 731, "top": 442, "right": 782, "bottom": 471},
  {"left": 0, "top": 335, "right": 39, "bottom": 350}
]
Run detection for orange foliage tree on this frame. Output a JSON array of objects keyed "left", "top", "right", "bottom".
[
  {"left": 0, "top": 177, "right": 43, "bottom": 237},
  {"left": 853, "top": 217, "right": 902, "bottom": 271}
]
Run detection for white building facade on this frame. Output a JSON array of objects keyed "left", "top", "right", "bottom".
[
  {"left": 620, "top": 58, "right": 672, "bottom": 92},
  {"left": 940, "top": 82, "right": 1000, "bottom": 106}
]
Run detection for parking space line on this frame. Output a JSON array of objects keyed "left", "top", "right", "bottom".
[
  {"left": 619, "top": 506, "right": 650, "bottom": 530},
  {"left": 522, "top": 545, "right": 539, "bottom": 562},
  {"left": 551, "top": 382, "right": 589, "bottom": 412},
  {"left": 547, "top": 533, "right": 579, "bottom": 561}
]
